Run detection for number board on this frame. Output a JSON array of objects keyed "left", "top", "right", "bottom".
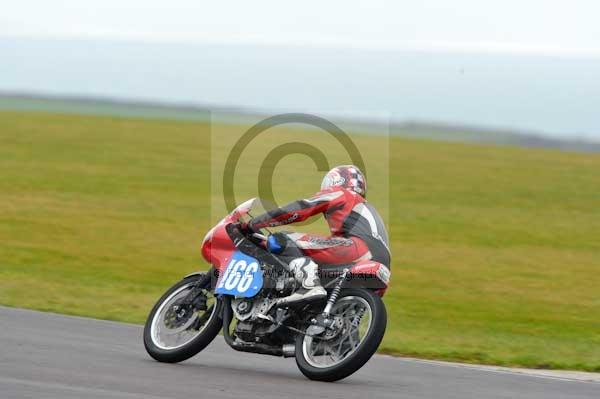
[{"left": 215, "top": 250, "right": 263, "bottom": 297}]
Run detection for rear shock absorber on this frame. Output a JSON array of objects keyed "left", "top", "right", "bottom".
[
  {"left": 323, "top": 268, "right": 349, "bottom": 316},
  {"left": 307, "top": 268, "right": 350, "bottom": 336}
]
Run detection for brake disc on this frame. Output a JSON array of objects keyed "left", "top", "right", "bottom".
[{"left": 163, "top": 302, "right": 194, "bottom": 330}]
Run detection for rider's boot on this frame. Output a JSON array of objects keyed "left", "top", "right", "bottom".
[{"left": 277, "top": 257, "right": 327, "bottom": 305}]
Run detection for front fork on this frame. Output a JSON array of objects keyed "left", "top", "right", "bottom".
[{"left": 180, "top": 268, "right": 216, "bottom": 311}]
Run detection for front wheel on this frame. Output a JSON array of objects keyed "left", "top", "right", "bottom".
[
  {"left": 144, "top": 273, "right": 222, "bottom": 363},
  {"left": 295, "top": 288, "right": 387, "bottom": 382}
]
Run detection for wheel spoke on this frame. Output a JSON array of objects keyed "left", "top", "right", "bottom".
[
  {"left": 347, "top": 327, "right": 358, "bottom": 349},
  {"left": 302, "top": 295, "right": 373, "bottom": 369},
  {"left": 335, "top": 336, "right": 346, "bottom": 353},
  {"left": 150, "top": 282, "right": 217, "bottom": 350},
  {"left": 336, "top": 303, "right": 355, "bottom": 318}
]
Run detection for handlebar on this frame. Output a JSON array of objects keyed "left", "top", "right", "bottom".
[
  {"left": 233, "top": 222, "right": 268, "bottom": 245},
  {"left": 251, "top": 232, "right": 268, "bottom": 241}
]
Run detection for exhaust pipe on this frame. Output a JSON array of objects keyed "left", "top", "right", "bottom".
[{"left": 282, "top": 343, "right": 295, "bottom": 358}]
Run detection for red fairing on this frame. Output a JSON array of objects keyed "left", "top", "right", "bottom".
[
  {"left": 201, "top": 198, "right": 256, "bottom": 273},
  {"left": 201, "top": 223, "right": 236, "bottom": 272},
  {"left": 350, "top": 260, "right": 391, "bottom": 295}
]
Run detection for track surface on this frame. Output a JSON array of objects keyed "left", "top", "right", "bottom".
[{"left": 1, "top": 306, "right": 597, "bottom": 399}]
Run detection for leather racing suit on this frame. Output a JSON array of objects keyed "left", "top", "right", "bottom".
[{"left": 248, "top": 186, "right": 390, "bottom": 267}]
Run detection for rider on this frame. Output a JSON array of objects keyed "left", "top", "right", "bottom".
[{"left": 246, "top": 165, "right": 390, "bottom": 305}]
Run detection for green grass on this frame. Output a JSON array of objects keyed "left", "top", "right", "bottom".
[{"left": 1, "top": 110, "right": 599, "bottom": 371}]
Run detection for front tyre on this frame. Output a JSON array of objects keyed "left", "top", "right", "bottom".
[
  {"left": 144, "top": 273, "right": 222, "bottom": 363},
  {"left": 295, "top": 288, "right": 387, "bottom": 382}
]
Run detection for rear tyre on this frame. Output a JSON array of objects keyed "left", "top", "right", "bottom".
[
  {"left": 144, "top": 273, "right": 222, "bottom": 363},
  {"left": 295, "top": 288, "right": 387, "bottom": 382}
]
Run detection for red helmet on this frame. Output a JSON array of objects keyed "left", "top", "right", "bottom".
[{"left": 320, "top": 165, "right": 367, "bottom": 197}]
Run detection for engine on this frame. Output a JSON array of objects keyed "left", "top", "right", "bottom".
[
  {"left": 231, "top": 295, "right": 282, "bottom": 322},
  {"left": 230, "top": 270, "right": 297, "bottom": 343},
  {"left": 232, "top": 297, "right": 261, "bottom": 321}
]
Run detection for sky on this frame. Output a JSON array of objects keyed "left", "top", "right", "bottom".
[{"left": 2, "top": 0, "right": 600, "bottom": 57}]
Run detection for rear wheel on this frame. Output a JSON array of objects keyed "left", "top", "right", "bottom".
[
  {"left": 144, "top": 273, "right": 222, "bottom": 363},
  {"left": 295, "top": 288, "right": 386, "bottom": 382}
]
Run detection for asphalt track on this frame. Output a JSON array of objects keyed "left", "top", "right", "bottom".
[{"left": 1, "top": 306, "right": 597, "bottom": 399}]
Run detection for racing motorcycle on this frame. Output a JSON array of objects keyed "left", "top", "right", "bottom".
[{"left": 143, "top": 198, "right": 390, "bottom": 382}]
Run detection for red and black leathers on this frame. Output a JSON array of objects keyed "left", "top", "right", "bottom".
[{"left": 249, "top": 187, "right": 390, "bottom": 266}]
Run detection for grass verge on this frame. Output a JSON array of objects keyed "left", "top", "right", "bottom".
[{"left": 1, "top": 111, "right": 599, "bottom": 371}]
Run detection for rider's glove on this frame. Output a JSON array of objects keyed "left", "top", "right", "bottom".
[{"left": 239, "top": 221, "right": 254, "bottom": 233}]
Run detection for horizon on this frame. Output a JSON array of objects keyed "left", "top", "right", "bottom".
[
  {"left": 3, "top": 91, "right": 600, "bottom": 154},
  {"left": 2, "top": 37, "right": 600, "bottom": 140}
]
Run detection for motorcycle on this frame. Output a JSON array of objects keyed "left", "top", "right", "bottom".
[{"left": 143, "top": 198, "right": 390, "bottom": 382}]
